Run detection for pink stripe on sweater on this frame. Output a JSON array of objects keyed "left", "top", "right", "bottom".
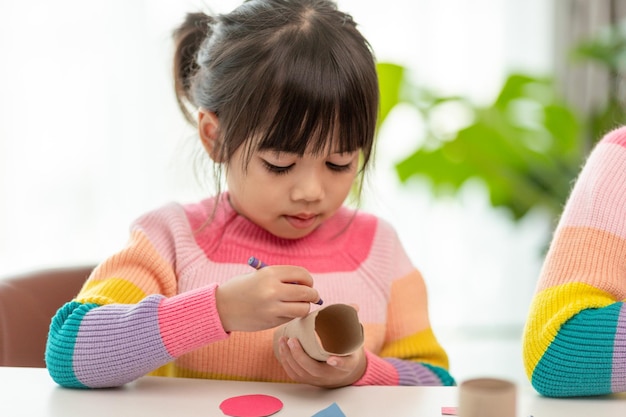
[
  {"left": 560, "top": 140, "right": 626, "bottom": 239},
  {"left": 354, "top": 350, "right": 399, "bottom": 385},
  {"left": 183, "top": 197, "right": 378, "bottom": 273},
  {"left": 158, "top": 284, "right": 229, "bottom": 357},
  {"left": 604, "top": 126, "right": 626, "bottom": 147}
]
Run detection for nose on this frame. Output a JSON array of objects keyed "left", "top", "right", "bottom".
[{"left": 290, "top": 171, "right": 325, "bottom": 202}]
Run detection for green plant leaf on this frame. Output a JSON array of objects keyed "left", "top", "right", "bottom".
[
  {"left": 377, "top": 19, "right": 626, "bottom": 223},
  {"left": 376, "top": 63, "right": 405, "bottom": 132},
  {"left": 385, "top": 69, "right": 583, "bottom": 220}
]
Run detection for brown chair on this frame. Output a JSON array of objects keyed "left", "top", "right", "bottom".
[{"left": 0, "top": 265, "right": 93, "bottom": 367}]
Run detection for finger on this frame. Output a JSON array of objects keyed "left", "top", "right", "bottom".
[
  {"left": 246, "top": 273, "right": 314, "bottom": 305},
  {"left": 273, "top": 266, "right": 314, "bottom": 287},
  {"left": 325, "top": 355, "right": 350, "bottom": 371},
  {"left": 257, "top": 266, "right": 321, "bottom": 304},
  {"left": 277, "top": 337, "right": 307, "bottom": 381},
  {"left": 275, "top": 306, "right": 311, "bottom": 322},
  {"left": 279, "top": 283, "right": 320, "bottom": 305},
  {"left": 285, "top": 338, "right": 328, "bottom": 378}
]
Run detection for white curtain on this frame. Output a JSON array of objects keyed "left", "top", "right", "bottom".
[
  {"left": 0, "top": 0, "right": 552, "bottom": 334},
  {"left": 554, "top": 0, "right": 626, "bottom": 153}
]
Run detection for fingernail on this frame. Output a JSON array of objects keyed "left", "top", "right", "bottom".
[{"left": 287, "top": 338, "right": 297, "bottom": 349}]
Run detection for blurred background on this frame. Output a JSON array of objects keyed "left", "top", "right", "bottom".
[{"left": 1, "top": 0, "right": 625, "bottom": 385}]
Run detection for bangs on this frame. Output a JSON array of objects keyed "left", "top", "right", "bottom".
[
  {"left": 258, "top": 96, "right": 351, "bottom": 157},
  {"left": 224, "top": 19, "right": 378, "bottom": 167}
]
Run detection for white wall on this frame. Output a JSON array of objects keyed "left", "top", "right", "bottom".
[{"left": 0, "top": 0, "right": 554, "bottom": 332}]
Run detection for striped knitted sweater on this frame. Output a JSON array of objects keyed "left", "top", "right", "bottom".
[
  {"left": 522, "top": 127, "right": 626, "bottom": 397},
  {"left": 46, "top": 195, "right": 454, "bottom": 389}
]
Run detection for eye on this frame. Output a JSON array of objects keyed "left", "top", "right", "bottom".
[
  {"left": 262, "top": 160, "right": 294, "bottom": 175},
  {"left": 326, "top": 161, "right": 353, "bottom": 172}
]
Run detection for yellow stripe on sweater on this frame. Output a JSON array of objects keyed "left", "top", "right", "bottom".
[
  {"left": 380, "top": 328, "right": 449, "bottom": 369},
  {"left": 522, "top": 282, "right": 616, "bottom": 378},
  {"left": 76, "top": 278, "right": 147, "bottom": 305}
]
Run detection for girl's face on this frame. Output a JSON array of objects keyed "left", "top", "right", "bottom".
[{"left": 226, "top": 143, "right": 360, "bottom": 239}]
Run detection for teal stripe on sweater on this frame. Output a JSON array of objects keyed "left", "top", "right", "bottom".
[
  {"left": 422, "top": 363, "right": 456, "bottom": 386},
  {"left": 532, "top": 303, "right": 621, "bottom": 397},
  {"left": 45, "top": 301, "right": 99, "bottom": 389}
]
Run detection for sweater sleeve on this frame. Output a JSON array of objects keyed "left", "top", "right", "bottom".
[
  {"left": 522, "top": 127, "right": 626, "bottom": 397},
  {"left": 355, "top": 221, "right": 455, "bottom": 387},
  {"left": 45, "top": 215, "right": 229, "bottom": 389}
]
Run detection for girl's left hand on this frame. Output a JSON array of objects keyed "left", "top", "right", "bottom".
[{"left": 275, "top": 336, "right": 367, "bottom": 388}]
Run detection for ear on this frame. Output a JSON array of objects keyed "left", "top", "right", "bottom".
[{"left": 198, "top": 109, "right": 223, "bottom": 162}]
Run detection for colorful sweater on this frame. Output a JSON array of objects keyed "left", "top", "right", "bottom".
[
  {"left": 522, "top": 127, "right": 626, "bottom": 397},
  {"left": 46, "top": 195, "right": 454, "bottom": 388}
]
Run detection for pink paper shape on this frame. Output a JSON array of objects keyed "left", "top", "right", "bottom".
[
  {"left": 441, "top": 406, "right": 458, "bottom": 415},
  {"left": 219, "top": 394, "right": 283, "bottom": 417}
]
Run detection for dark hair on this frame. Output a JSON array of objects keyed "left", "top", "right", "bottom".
[{"left": 173, "top": 0, "right": 379, "bottom": 196}]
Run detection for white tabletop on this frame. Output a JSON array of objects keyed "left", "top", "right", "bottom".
[{"left": 1, "top": 366, "right": 625, "bottom": 417}]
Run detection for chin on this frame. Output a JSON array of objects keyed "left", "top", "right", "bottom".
[
  {"left": 272, "top": 226, "right": 316, "bottom": 240},
  {"left": 276, "top": 230, "right": 312, "bottom": 240}
]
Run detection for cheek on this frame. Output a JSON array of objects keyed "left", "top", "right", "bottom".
[
  {"left": 228, "top": 168, "right": 276, "bottom": 205},
  {"left": 335, "top": 172, "right": 359, "bottom": 192},
  {"left": 225, "top": 161, "right": 255, "bottom": 193}
]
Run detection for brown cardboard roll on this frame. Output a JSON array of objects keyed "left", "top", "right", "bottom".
[
  {"left": 273, "top": 303, "right": 364, "bottom": 361},
  {"left": 458, "top": 378, "right": 516, "bottom": 417}
]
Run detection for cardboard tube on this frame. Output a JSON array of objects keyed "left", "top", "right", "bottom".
[
  {"left": 273, "top": 303, "right": 364, "bottom": 361},
  {"left": 458, "top": 378, "right": 516, "bottom": 417}
]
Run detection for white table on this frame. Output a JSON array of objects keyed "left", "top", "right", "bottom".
[{"left": 1, "top": 366, "right": 625, "bottom": 416}]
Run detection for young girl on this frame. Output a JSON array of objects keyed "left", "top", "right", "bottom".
[
  {"left": 522, "top": 127, "right": 626, "bottom": 397},
  {"left": 46, "top": 0, "right": 455, "bottom": 389}
]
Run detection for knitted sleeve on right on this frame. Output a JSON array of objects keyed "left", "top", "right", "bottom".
[{"left": 522, "top": 127, "right": 626, "bottom": 397}]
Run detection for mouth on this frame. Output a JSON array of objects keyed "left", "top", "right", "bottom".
[{"left": 284, "top": 213, "right": 318, "bottom": 230}]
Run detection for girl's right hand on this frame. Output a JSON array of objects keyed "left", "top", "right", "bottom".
[{"left": 215, "top": 266, "right": 321, "bottom": 332}]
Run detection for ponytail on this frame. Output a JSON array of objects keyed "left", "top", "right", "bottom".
[{"left": 172, "top": 12, "right": 213, "bottom": 125}]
